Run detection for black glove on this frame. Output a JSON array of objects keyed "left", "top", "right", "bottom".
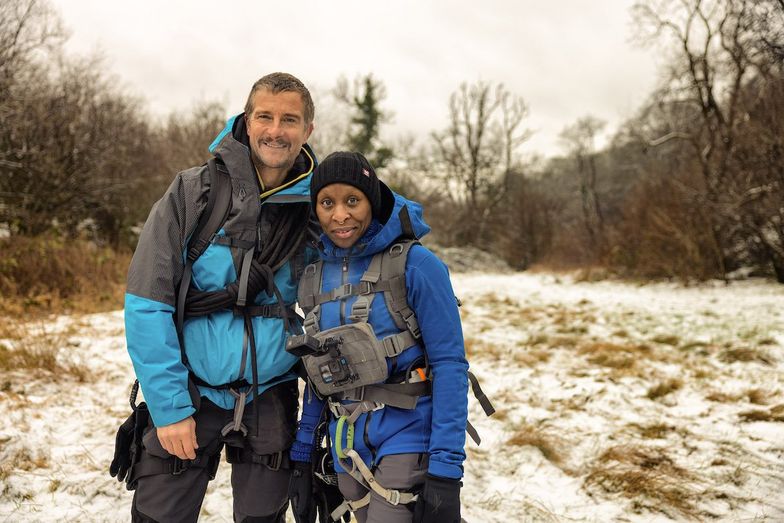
[
  {"left": 413, "top": 474, "right": 462, "bottom": 523},
  {"left": 311, "top": 447, "right": 350, "bottom": 523},
  {"left": 109, "top": 410, "right": 136, "bottom": 482},
  {"left": 109, "top": 403, "right": 149, "bottom": 485},
  {"left": 289, "top": 461, "right": 317, "bottom": 523}
]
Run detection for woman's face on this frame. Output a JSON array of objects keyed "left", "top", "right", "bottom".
[{"left": 315, "top": 183, "right": 372, "bottom": 249}]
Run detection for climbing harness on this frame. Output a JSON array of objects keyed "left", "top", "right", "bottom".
[
  {"left": 292, "top": 215, "right": 495, "bottom": 519},
  {"left": 112, "top": 151, "right": 317, "bottom": 485}
]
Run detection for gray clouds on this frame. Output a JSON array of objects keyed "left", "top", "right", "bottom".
[{"left": 49, "top": 0, "right": 660, "bottom": 156}]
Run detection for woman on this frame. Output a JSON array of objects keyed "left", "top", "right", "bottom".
[{"left": 288, "top": 151, "right": 469, "bottom": 523}]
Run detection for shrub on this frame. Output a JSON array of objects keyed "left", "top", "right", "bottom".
[{"left": 0, "top": 235, "right": 130, "bottom": 315}]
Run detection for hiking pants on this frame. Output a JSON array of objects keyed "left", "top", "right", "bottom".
[
  {"left": 131, "top": 381, "right": 298, "bottom": 523},
  {"left": 337, "top": 453, "right": 428, "bottom": 523}
]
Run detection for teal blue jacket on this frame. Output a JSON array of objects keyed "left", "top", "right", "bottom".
[{"left": 125, "top": 115, "right": 316, "bottom": 427}]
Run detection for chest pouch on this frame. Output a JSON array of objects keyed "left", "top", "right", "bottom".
[{"left": 297, "top": 322, "right": 389, "bottom": 397}]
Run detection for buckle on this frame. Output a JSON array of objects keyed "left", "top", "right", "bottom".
[
  {"left": 349, "top": 299, "right": 370, "bottom": 322},
  {"left": 388, "top": 489, "right": 401, "bottom": 505},
  {"left": 303, "top": 309, "right": 319, "bottom": 333},
  {"left": 171, "top": 457, "right": 189, "bottom": 475},
  {"left": 402, "top": 311, "right": 421, "bottom": 338},
  {"left": 358, "top": 281, "right": 373, "bottom": 295},
  {"left": 327, "top": 398, "right": 347, "bottom": 418},
  {"left": 382, "top": 336, "right": 400, "bottom": 357},
  {"left": 341, "top": 283, "right": 353, "bottom": 298},
  {"left": 266, "top": 451, "right": 282, "bottom": 471}
]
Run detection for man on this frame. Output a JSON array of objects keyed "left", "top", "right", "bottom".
[{"left": 124, "top": 72, "right": 317, "bottom": 523}]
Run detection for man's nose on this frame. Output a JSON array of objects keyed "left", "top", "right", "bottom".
[{"left": 266, "top": 118, "right": 283, "bottom": 137}]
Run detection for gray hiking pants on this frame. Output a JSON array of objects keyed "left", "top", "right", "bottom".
[
  {"left": 337, "top": 453, "right": 428, "bottom": 523},
  {"left": 131, "top": 381, "right": 298, "bottom": 523}
]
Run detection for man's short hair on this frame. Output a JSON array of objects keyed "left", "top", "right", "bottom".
[{"left": 244, "top": 72, "right": 315, "bottom": 125}]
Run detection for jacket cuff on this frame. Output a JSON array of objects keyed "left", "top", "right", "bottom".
[
  {"left": 148, "top": 389, "right": 195, "bottom": 427},
  {"left": 290, "top": 440, "right": 314, "bottom": 463},
  {"left": 427, "top": 459, "right": 463, "bottom": 480}
]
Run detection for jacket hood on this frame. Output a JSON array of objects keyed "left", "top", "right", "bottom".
[
  {"left": 318, "top": 188, "right": 431, "bottom": 261},
  {"left": 209, "top": 113, "right": 316, "bottom": 198}
]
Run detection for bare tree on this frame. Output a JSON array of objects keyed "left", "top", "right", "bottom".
[
  {"left": 431, "top": 81, "right": 531, "bottom": 246},
  {"left": 0, "top": 0, "right": 65, "bottom": 82},
  {"left": 632, "top": 0, "right": 784, "bottom": 281},
  {"left": 155, "top": 100, "right": 226, "bottom": 179},
  {"left": 2, "top": 54, "right": 154, "bottom": 243},
  {"left": 559, "top": 115, "right": 607, "bottom": 256},
  {"left": 0, "top": 0, "right": 66, "bottom": 172}
]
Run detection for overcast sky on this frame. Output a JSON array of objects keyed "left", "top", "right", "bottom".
[{"left": 49, "top": 0, "right": 663, "bottom": 157}]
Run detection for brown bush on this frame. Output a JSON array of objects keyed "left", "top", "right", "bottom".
[{"left": 0, "top": 235, "right": 130, "bottom": 315}]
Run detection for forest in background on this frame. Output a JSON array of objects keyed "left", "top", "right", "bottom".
[{"left": 1, "top": 0, "right": 783, "bottom": 315}]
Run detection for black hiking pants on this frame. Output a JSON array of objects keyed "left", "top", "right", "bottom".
[{"left": 131, "top": 380, "right": 298, "bottom": 523}]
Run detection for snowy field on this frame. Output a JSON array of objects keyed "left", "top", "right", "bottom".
[{"left": 1, "top": 272, "right": 783, "bottom": 522}]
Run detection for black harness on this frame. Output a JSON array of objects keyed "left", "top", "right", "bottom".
[{"left": 175, "top": 157, "right": 315, "bottom": 434}]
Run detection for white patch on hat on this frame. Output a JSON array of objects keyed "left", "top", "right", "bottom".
[{"left": 362, "top": 168, "right": 370, "bottom": 177}]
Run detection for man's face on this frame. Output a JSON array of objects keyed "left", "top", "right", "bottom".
[{"left": 245, "top": 88, "right": 313, "bottom": 174}]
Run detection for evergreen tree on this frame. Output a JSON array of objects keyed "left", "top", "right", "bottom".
[{"left": 336, "top": 74, "right": 394, "bottom": 169}]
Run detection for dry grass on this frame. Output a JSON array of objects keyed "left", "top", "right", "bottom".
[
  {"left": 578, "top": 342, "right": 651, "bottom": 370},
  {"left": 506, "top": 423, "right": 569, "bottom": 469},
  {"left": 746, "top": 388, "right": 774, "bottom": 405},
  {"left": 548, "top": 335, "right": 580, "bottom": 349},
  {"left": 0, "top": 445, "right": 50, "bottom": 478},
  {"left": 679, "top": 341, "right": 711, "bottom": 352},
  {"left": 464, "top": 337, "right": 506, "bottom": 360},
  {"left": 691, "top": 367, "right": 715, "bottom": 380},
  {"left": 719, "top": 347, "right": 774, "bottom": 365},
  {"left": 628, "top": 422, "right": 677, "bottom": 440},
  {"left": 0, "top": 323, "right": 89, "bottom": 382},
  {"left": 738, "top": 404, "right": 784, "bottom": 423},
  {"left": 706, "top": 390, "right": 741, "bottom": 403},
  {"left": 705, "top": 388, "right": 777, "bottom": 405},
  {"left": 584, "top": 444, "right": 701, "bottom": 519},
  {"left": 647, "top": 378, "right": 684, "bottom": 400},
  {"left": 651, "top": 334, "right": 680, "bottom": 346},
  {"left": 513, "top": 346, "right": 552, "bottom": 366}
]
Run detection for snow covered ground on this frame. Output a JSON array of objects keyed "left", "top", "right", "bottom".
[{"left": 1, "top": 272, "right": 783, "bottom": 522}]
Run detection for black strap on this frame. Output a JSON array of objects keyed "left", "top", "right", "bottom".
[
  {"left": 130, "top": 453, "right": 214, "bottom": 480},
  {"left": 212, "top": 235, "right": 255, "bottom": 249},
  {"left": 234, "top": 304, "right": 296, "bottom": 319},
  {"left": 224, "top": 448, "right": 290, "bottom": 471},
  {"left": 190, "top": 373, "right": 251, "bottom": 391},
  {"left": 176, "top": 158, "right": 232, "bottom": 339},
  {"left": 397, "top": 205, "right": 418, "bottom": 240},
  {"left": 129, "top": 437, "right": 223, "bottom": 483},
  {"left": 332, "top": 381, "right": 431, "bottom": 410},
  {"left": 468, "top": 371, "right": 495, "bottom": 416}
]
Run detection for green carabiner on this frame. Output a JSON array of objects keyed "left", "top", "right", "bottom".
[{"left": 335, "top": 415, "right": 355, "bottom": 459}]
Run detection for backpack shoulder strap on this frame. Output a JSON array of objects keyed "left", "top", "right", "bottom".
[
  {"left": 298, "top": 259, "right": 324, "bottom": 335},
  {"left": 176, "top": 158, "right": 233, "bottom": 337},
  {"left": 186, "top": 158, "right": 233, "bottom": 263},
  {"left": 379, "top": 239, "right": 420, "bottom": 338}
]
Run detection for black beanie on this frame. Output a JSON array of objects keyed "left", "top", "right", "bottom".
[{"left": 310, "top": 151, "right": 382, "bottom": 217}]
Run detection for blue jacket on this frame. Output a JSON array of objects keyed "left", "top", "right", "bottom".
[
  {"left": 125, "top": 115, "right": 316, "bottom": 427},
  {"left": 291, "top": 192, "right": 469, "bottom": 480}
]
